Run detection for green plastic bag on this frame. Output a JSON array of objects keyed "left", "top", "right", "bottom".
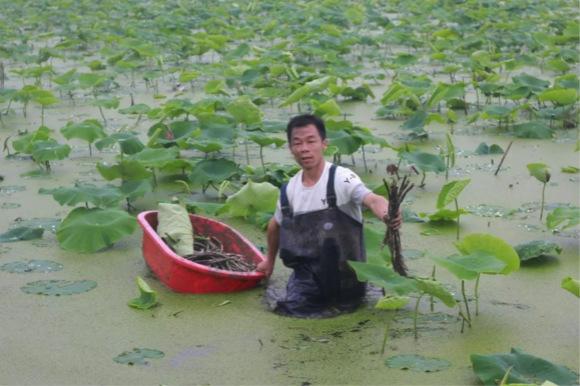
[{"left": 157, "top": 203, "right": 194, "bottom": 256}]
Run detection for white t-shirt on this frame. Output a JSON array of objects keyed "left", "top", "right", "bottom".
[{"left": 274, "top": 161, "right": 371, "bottom": 224}]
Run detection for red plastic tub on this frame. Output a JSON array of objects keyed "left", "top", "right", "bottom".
[{"left": 137, "top": 210, "right": 266, "bottom": 293}]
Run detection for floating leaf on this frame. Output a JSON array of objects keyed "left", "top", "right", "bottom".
[
  {"left": 128, "top": 276, "right": 158, "bottom": 310},
  {"left": 113, "top": 348, "right": 165, "bottom": 366},
  {"left": 56, "top": 207, "right": 137, "bottom": 253},
  {"left": 39, "top": 184, "right": 123, "bottom": 207},
  {"left": 514, "top": 240, "right": 562, "bottom": 262},
  {"left": 1, "top": 260, "right": 63, "bottom": 273},
  {"left": 436, "top": 179, "right": 470, "bottom": 209},
  {"left": 0, "top": 227, "right": 44, "bottom": 242},
  {"left": 561, "top": 166, "right": 580, "bottom": 174},
  {"left": 454, "top": 234, "right": 520, "bottom": 274},
  {"left": 547, "top": 207, "right": 580, "bottom": 230},
  {"left": 375, "top": 295, "right": 410, "bottom": 310},
  {"left": 561, "top": 277, "right": 580, "bottom": 298},
  {"left": 385, "top": 354, "right": 451, "bottom": 372},
  {"left": 21, "top": 279, "right": 97, "bottom": 296},
  {"left": 471, "top": 348, "right": 578, "bottom": 386}
]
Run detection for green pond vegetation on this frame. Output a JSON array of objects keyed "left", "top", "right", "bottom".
[{"left": 0, "top": 0, "right": 578, "bottom": 384}]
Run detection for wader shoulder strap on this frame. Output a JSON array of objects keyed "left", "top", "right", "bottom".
[
  {"left": 326, "top": 164, "right": 337, "bottom": 208},
  {"left": 280, "top": 183, "right": 292, "bottom": 217}
]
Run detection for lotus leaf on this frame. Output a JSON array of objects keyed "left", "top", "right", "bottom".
[
  {"left": 189, "top": 158, "right": 239, "bottom": 187},
  {"left": 474, "top": 143, "right": 504, "bottom": 155},
  {"left": 538, "top": 88, "right": 577, "bottom": 106},
  {"left": 326, "top": 129, "right": 361, "bottom": 155},
  {"left": 21, "top": 279, "right": 97, "bottom": 296},
  {"left": 280, "top": 76, "right": 334, "bottom": 107},
  {"left": 513, "top": 122, "right": 553, "bottom": 139},
  {"left": 401, "top": 110, "right": 427, "bottom": 132},
  {"left": 375, "top": 295, "right": 410, "bottom": 310},
  {"left": 128, "top": 147, "right": 179, "bottom": 168},
  {"left": 31, "top": 140, "right": 71, "bottom": 162},
  {"left": 60, "top": 119, "right": 106, "bottom": 144},
  {"left": 547, "top": 207, "right": 580, "bottom": 230},
  {"left": 113, "top": 348, "right": 165, "bottom": 366},
  {"left": 313, "top": 98, "right": 341, "bottom": 117},
  {"left": 401, "top": 151, "right": 446, "bottom": 173},
  {"left": 414, "top": 278, "right": 457, "bottom": 307},
  {"left": 471, "top": 348, "right": 578, "bottom": 386},
  {"left": 226, "top": 96, "right": 263, "bottom": 125},
  {"left": 56, "top": 207, "right": 137, "bottom": 253},
  {"left": 436, "top": 179, "right": 470, "bottom": 209},
  {"left": 348, "top": 261, "right": 417, "bottom": 295},
  {"left": 561, "top": 166, "right": 579, "bottom": 174},
  {"left": 527, "top": 163, "right": 551, "bottom": 183},
  {"left": 0, "top": 227, "right": 44, "bottom": 242},
  {"left": 433, "top": 251, "right": 507, "bottom": 281},
  {"left": 97, "top": 160, "right": 152, "bottom": 181},
  {"left": 455, "top": 234, "right": 520, "bottom": 274},
  {"left": 514, "top": 240, "right": 562, "bottom": 262},
  {"left": 95, "top": 133, "right": 144, "bottom": 155},
  {"left": 1, "top": 260, "right": 63, "bottom": 273},
  {"left": 220, "top": 180, "right": 278, "bottom": 218},
  {"left": 39, "top": 184, "right": 123, "bottom": 207}
]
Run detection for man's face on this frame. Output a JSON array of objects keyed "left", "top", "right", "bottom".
[{"left": 289, "top": 124, "right": 327, "bottom": 170}]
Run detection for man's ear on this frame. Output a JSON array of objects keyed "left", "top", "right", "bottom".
[{"left": 322, "top": 138, "right": 328, "bottom": 149}]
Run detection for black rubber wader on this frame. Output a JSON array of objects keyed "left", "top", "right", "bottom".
[{"left": 275, "top": 165, "right": 366, "bottom": 318}]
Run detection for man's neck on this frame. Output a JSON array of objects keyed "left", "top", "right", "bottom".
[{"left": 301, "top": 161, "right": 326, "bottom": 187}]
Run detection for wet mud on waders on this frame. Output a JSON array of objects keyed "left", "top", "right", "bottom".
[{"left": 274, "top": 165, "right": 367, "bottom": 318}]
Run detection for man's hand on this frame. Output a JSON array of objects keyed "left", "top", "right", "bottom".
[
  {"left": 256, "top": 260, "right": 274, "bottom": 277},
  {"left": 384, "top": 208, "right": 403, "bottom": 230}
]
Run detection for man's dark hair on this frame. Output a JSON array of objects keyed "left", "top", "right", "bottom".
[{"left": 286, "top": 114, "right": 326, "bottom": 142}]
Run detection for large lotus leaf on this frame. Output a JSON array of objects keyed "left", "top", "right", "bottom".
[
  {"left": 31, "top": 89, "right": 59, "bottom": 106},
  {"left": 433, "top": 252, "right": 507, "bottom": 280},
  {"left": 195, "top": 113, "right": 236, "bottom": 142},
  {"left": 513, "top": 122, "right": 553, "bottom": 139},
  {"left": 97, "top": 160, "right": 152, "bottom": 181},
  {"left": 190, "top": 158, "right": 239, "bottom": 186},
  {"left": 1, "top": 260, "right": 63, "bottom": 273},
  {"left": 190, "top": 141, "right": 223, "bottom": 154},
  {"left": 78, "top": 73, "right": 107, "bottom": 89},
  {"left": 128, "top": 276, "right": 158, "bottom": 309},
  {"left": 113, "top": 348, "right": 165, "bottom": 366},
  {"left": 0, "top": 227, "right": 44, "bottom": 242},
  {"left": 21, "top": 279, "right": 97, "bottom": 296},
  {"left": 385, "top": 354, "right": 451, "bottom": 372},
  {"left": 128, "top": 147, "right": 179, "bottom": 168},
  {"left": 414, "top": 278, "right": 457, "bottom": 307},
  {"left": 93, "top": 97, "right": 120, "bottom": 109},
  {"left": 538, "top": 88, "right": 577, "bottom": 106},
  {"left": 120, "top": 180, "right": 153, "bottom": 200},
  {"left": 204, "top": 79, "right": 229, "bottom": 96},
  {"left": 547, "top": 207, "right": 580, "bottom": 230},
  {"left": 313, "top": 98, "right": 342, "bottom": 117},
  {"left": 527, "top": 163, "right": 551, "bottom": 183},
  {"left": 31, "top": 140, "right": 71, "bottom": 162},
  {"left": 481, "top": 105, "right": 515, "bottom": 120},
  {"left": 12, "top": 126, "right": 51, "bottom": 154},
  {"left": 248, "top": 133, "right": 285, "bottom": 148},
  {"left": 118, "top": 103, "right": 151, "bottom": 115},
  {"left": 402, "top": 151, "right": 446, "bottom": 173},
  {"left": 514, "top": 240, "right": 562, "bottom": 262},
  {"left": 512, "top": 73, "right": 550, "bottom": 93},
  {"left": 352, "top": 127, "right": 390, "bottom": 148},
  {"left": 56, "top": 207, "right": 137, "bottom": 253},
  {"left": 562, "top": 166, "right": 580, "bottom": 174},
  {"left": 347, "top": 261, "right": 417, "bottom": 295},
  {"left": 437, "top": 179, "right": 470, "bottom": 209},
  {"left": 280, "top": 76, "right": 334, "bottom": 107},
  {"left": 226, "top": 96, "right": 263, "bottom": 125},
  {"left": 375, "top": 295, "right": 410, "bottom": 310},
  {"left": 561, "top": 277, "right": 580, "bottom": 298},
  {"left": 95, "top": 133, "right": 144, "bottom": 155},
  {"left": 327, "top": 129, "right": 361, "bottom": 155},
  {"left": 60, "top": 119, "right": 106, "bottom": 144},
  {"left": 221, "top": 181, "right": 278, "bottom": 218},
  {"left": 401, "top": 110, "right": 427, "bottom": 132},
  {"left": 470, "top": 348, "right": 579, "bottom": 386},
  {"left": 454, "top": 233, "right": 520, "bottom": 274},
  {"left": 39, "top": 184, "right": 123, "bottom": 207}
]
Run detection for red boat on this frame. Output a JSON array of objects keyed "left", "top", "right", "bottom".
[{"left": 137, "top": 211, "right": 266, "bottom": 293}]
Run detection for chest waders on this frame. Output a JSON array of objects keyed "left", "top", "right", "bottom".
[{"left": 275, "top": 165, "right": 366, "bottom": 317}]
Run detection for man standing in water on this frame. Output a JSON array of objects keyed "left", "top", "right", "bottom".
[{"left": 256, "top": 114, "right": 402, "bottom": 317}]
